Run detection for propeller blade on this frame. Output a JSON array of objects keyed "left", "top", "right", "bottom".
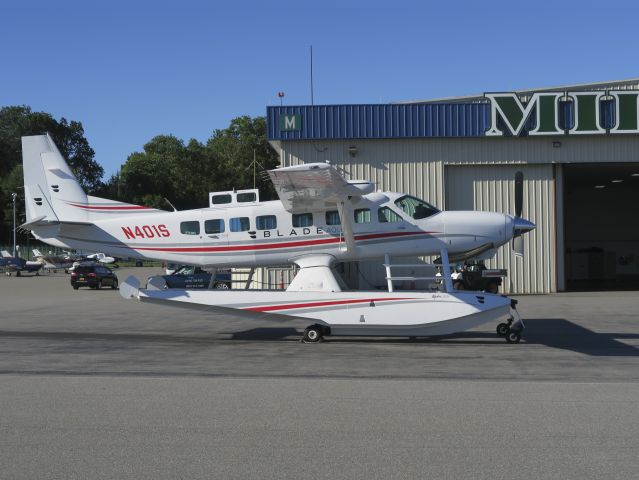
[
  {"left": 514, "top": 171, "right": 524, "bottom": 218},
  {"left": 513, "top": 236, "right": 524, "bottom": 257}
]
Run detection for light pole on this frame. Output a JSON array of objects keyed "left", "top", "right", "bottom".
[{"left": 11, "top": 192, "right": 17, "bottom": 257}]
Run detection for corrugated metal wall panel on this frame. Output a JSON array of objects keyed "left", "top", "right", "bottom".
[
  {"left": 445, "top": 164, "right": 556, "bottom": 294},
  {"left": 268, "top": 104, "right": 491, "bottom": 140},
  {"left": 276, "top": 135, "right": 639, "bottom": 293},
  {"left": 268, "top": 100, "right": 626, "bottom": 140},
  {"left": 280, "top": 139, "right": 446, "bottom": 208},
  {"left": 278, "top": 136, "right": 639, "bottom": 170}
]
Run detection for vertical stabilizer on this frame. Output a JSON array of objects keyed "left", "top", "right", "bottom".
[
  {"left": 22, "top": 134, "right": 89, "bottom": 223},
  {"left": 22, "top": 134, "right": 159, "bottom": 227}
]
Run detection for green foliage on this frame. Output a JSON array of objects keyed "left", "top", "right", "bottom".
[
  {"left": 206, "top": 116, "right": 279, "bottom": 199},
  {"left": 0, "top": 106, "right": 103, "bottom": 243},
  {"left": 0, "top": 104, "right": 278, "bottom": 245},
  {"left": 0, "top": 106, "right": 103, "bottom": 190},
  {"left": 116, "top": 115, "right": 279, "bottom": 209}
]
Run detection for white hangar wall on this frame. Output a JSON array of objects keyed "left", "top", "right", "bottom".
[
  {"left": 445, "top": 163, "right": 556, "bottom": 294},
  {"left": 272, "top": 135, "right": 639, "bottom": 294}
]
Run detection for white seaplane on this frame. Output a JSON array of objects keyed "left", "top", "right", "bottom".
[{"left": 21, "top": 134, "right": 535, "bottom": 343}]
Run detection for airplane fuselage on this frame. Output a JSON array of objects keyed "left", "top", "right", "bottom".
[{"left": 30, "top": 191, "right": 515, "bottom": 268}]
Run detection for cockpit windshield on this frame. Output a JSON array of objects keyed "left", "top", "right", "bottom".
[{"left": 394, "top": 195, "right": 440, "bottom": 219}]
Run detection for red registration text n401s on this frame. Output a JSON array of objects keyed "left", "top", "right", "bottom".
[{"left": 121, "top": 224, "right": 170, "bottom": 240}]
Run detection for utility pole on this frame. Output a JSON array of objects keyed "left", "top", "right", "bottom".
[{"left": 11, "top": 192, "right": 17, "bottom": 257}]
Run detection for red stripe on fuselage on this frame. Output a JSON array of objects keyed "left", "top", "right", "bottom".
[
  {"left": 243, "top": 297, "right": 416, "bottom": 312},
  {"left": 66, "top": 202, "right": 152, "bottom": 210},
  {"left": 132, "top": 231, "right": 433, "bottom": 253}
]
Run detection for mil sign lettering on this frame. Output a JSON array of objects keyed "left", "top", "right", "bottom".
[
  {"left": 280, "top": 114, "right": 302, "bottom": 132},
  {"left": 485, "top": 91, "right": 639, "bottom": 136}
]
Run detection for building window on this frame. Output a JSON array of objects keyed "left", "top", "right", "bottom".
[
  {"left": 204, "top": 219, "right": 225, "bottom": 234},
  {"left": 292, "top": 213, "right": 313, "bottom": 227},
  {"left": 326, "top": 210, "right": 341, "bottom": 225},
  {"left": 230, "top": 217, "right": 250, "bottom": 232},
  {"left": 354, "top": 208, "right": 371, "bottom": 223},
  {"left": 180, "top": 221, "right": 200, "bottom": 235},
  {"left": 378, "top": 207, "right": 403, "bottom": 223},
  {"left": 256, "top": 215, "right": 277, "bottom": 230}
]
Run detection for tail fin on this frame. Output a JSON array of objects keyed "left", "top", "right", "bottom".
[
  {"left": 32, "top": 248, "right": 43, "bottom": 258},
  {"left": 22, "top": 134, "right": 158, "bottom": 226},
  {"left": 1, "top": 250, "right": 12, "bottom": 258}
]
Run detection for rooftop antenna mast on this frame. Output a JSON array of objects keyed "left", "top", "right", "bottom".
[
  {"left": 310, "top": 45, "right": 314, "bottom": 106},
  {"left": 247, "top": 149, "right": 264, "bottom": 189}
]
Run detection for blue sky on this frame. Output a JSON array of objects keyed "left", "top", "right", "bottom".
[{"left": 2, "top": 0, "right": 638, "bottom": 178}]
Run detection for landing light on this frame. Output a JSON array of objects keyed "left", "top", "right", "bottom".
[
  {"left": 611, "top": 179, "right": 623, "bottom": 183},
  {"left": 594, "top": 185, "right": 606, "bottom": 189}
]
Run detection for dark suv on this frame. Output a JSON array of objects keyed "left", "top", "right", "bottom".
[{"left": 70, "top": 264, "right": 118, "bottom": 290}]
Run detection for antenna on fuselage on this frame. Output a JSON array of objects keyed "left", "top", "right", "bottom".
[{"left": 163, "top": 198, "right": 178, "bottom": 212}]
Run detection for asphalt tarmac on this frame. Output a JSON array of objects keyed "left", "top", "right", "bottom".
[{"left": 1, "top": 267, "right": 638, "bottom": 479}]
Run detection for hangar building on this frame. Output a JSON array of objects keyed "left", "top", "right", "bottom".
[{"left": 266, "top": 79, "right": 639, "bottom": 294}]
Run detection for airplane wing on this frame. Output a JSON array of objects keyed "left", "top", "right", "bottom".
[
  {"left": 268, "top": 163, "right": 374, "bottom": 213},
  {"left": 268, "top": 163, "right": 375, "bottom": 253}
]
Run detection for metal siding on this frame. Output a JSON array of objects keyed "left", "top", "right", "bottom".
[
  {"left": 267, "top": 104, "right": 490, "bottom": 140},
  {"left": 267, "top": 98, "right": 624, "bottom": 141},
  {"left": 445, "top": 164, "right": 556, "bottom": 294},
  {"left": 276, "top": 135, "right": 639, "bottom": 293}
]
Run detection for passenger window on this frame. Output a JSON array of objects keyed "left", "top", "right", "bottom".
[
  {"left": 354, "top": 208, "right": 371, "bottom": 223},
  {"left": 211, "top": 194, "right": 232, "bottom": 205},
  {"left": 205, "top": 219, "right": 225, "bottom": 234},
  {"left": 378, "top": 207, "right": 403, "bottom": 223},
  {"left": 256, "top": 215, "right": 277, "bottom": 230},
  {"left": 237, "top": 192, "right": 256, "bottom": 203},
  {"left": 292, "top": 213, "right": 313, "bottom": 228},
  {"left": 230, "top": 217, "right": 250, "bottom": 232},
  {"left": 180, "top": 221, "right": 200, "bottom": 235},
  {"left": 326, "top": 210, "right": 341, "bottom": 225}
]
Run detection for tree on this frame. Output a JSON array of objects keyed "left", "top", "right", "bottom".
[
  {"left": 0, "top": 106, "right": 103, "bottom": 244},
  {"left": 206, "top": 116, "right": 279, "bottom": 199},
  {"left": 119, "top": 135, "right": 204, "bottom": 210},
  {"left": 116, "top": 116, "right": 279, "bottom": 209}
]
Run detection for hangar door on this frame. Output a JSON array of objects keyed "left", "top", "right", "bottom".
[
  {"left": 563, "top": 163, "right": 639, "bottom": 290},
  {"left": 445, "top": 164, "right": 556, "bottom": 294}
]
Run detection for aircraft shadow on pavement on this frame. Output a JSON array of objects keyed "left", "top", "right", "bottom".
[
  {"left": 514, "top": 318, "right": 639, "bottom": 357},
  {"left": 230, "top": 327, "right": 301, "bottom": 341},
  {"left": 409, "top": 318, "right": 638, "bottom": 357},
  {"left": 229, "top": 319, "right": 639, "bottom": 357},
  {"left": 1, "top": 320, "right": 635, "bottom": 356}
]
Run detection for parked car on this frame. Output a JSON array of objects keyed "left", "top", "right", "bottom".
[
  {"left": 70, "top": 264, "right": 119, "bottom": 290},
  {"left": 148, "top": 265, "right": 232, "bottom": 289}
]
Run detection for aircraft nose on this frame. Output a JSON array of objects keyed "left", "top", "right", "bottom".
[{"left": 513, "top": 217, "right": 536, "bottom": 234}]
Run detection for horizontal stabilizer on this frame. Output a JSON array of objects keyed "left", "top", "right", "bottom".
[{"left": 120, "top": 276, "right": 141, "bottom": 300}]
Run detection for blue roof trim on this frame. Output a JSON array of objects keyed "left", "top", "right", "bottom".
[
  {"left": 267, "top": 101, "right": 617, "bottom": 140},
  {"left": 268, "top": 103, "right": 490, "bottom": 140}
]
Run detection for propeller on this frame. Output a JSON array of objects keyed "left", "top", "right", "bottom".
[
  {"left": 514, "top": 171, "right": 523, "bottom": 219},
  {"left": 511, "top": 171, "right": 535, "bottom": 257}
]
